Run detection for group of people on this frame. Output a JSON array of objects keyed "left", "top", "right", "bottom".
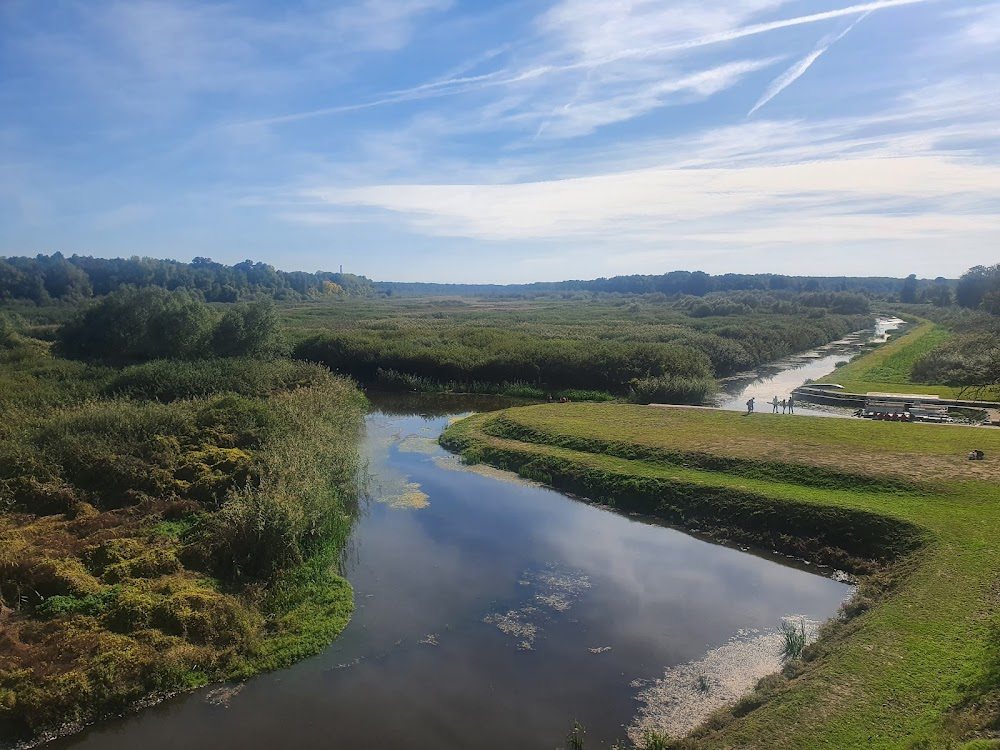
[
  {"left": 871, "top": 411, "right": 912, "bottom": 422},
  {"left": 745, "top": 395, "right": 795, "bottom": 414}
]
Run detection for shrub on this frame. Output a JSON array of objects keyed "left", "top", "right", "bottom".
[
  {"left": 557, "top": 389, "right": 615, "bottom": 402},
  {"left": 627, "top": 376, "right": 717, "bottom": 405},
  {"left": 210, "top": 300, "right": 287, "bottom": 359},
  {"left": 56, "top": 287, "right": 215, "bottom": 364},
  {"left": 105, "top": 359, "right": 328, "bottom": 401},
  {"left": 0, "top": 313, "right": 19, "bottom": 348}
]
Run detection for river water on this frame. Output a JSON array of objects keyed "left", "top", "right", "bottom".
[
  {"left": 714, "top": 317, "right": 904, "bottom": 416},
  {"left": 50, "top": 391, "right": 853, "bottom": 750}
]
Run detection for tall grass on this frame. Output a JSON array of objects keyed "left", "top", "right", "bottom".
[
  {"left": 205, "top": 380, "right": 366, "bottom": 582},
  {"left": 781, "top": 619, "right": 807, "bottom": 660},
  {"left": 105, "top": 358, "right": 330, "bottom": 401},
  {"left": 627, "top": 375, "right": 717, "bottom": 405},
  {"left": 565, "top": 721, "right": 586, "bottom": 750}
]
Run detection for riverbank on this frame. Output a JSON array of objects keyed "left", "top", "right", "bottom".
[
  {"left": 440, "top": 404, "right": 1000, "bottom": 748},
  {"left": 813, "top": 319, "right": 984, "bottom": 400}
]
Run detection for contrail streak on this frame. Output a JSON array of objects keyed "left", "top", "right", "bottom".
[
  {"left": 748, "top": 10, "right": 874, "bottom": 116},
  {"left": 237, "top": 0, "right": 933, "bottom": 128}
]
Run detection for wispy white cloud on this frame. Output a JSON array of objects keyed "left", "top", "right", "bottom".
[
  {"left": 302, "top": 154, "right": 1000, "bottom": 241},
  {"left": 282, "top": 57, "right": 1000, "bottom": 279},
  {"left": 748, "top": 10, "right": 872, "bottom": 116},
  {"left": 519, "top": 58, "right": 784, "bottom": 139},
  {"left": 240, "top": 0, "right": 937, "bottom": 130},
  {"left": 4, "top": 0, "right": 998, "bottom": 281},
  {"left": 946, "top": 2, "right": 1000, "bottom": 46},
  {"left": 13, "top": 0, "right": 450, "bottom": 117}
]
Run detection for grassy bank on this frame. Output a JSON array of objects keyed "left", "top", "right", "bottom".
[
  {"left": 0, "top": 329, "right": 367, "bottom": 741},
  {"left": 441, "top": 403, "right": 1000, "bottom": 749},
  {"left": 815, "top": 321, "right": 968, "bottom": 398}
]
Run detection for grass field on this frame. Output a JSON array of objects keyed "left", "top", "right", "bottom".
[
  {"left": 441, "top": 403, "right": 1000, "bottom": 749},
  {"left": 816, "top": 321, "right": 970, "bottom": 399}
]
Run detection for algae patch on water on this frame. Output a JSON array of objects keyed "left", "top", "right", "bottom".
[
  {"left": 379, "top": 480, "right": 430, "bottom": 509},
  {"left": 484, "top": 563, "right": 593, "bottom": 651},
  {"left": 396, "top": 435, "right": 440, "bottom": 454}
]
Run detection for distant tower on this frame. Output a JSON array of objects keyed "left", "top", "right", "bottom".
[{"left": 340, "top": 264, "right": 343, "bottom": 274}]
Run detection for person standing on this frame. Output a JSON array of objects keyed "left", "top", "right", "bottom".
[
  {"left": 788, "top": 395, "right": 795, "bottom": 414},
  {"left": 746, "top": 397, "right": 755, "bottom": 413},
  {"left": 781, "top": 398, "right": 787, "bottom": 414},
  {"left": 771, "top": 396, "right": 780, "bottom": 413}
]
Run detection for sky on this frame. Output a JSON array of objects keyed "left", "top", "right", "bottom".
[{"left": 1, "top": 0, "right": 998, "bottom": 283}]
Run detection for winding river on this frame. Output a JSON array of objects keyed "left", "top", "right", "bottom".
[{"left": 46, "top": 322, "right": 903, "bottom": 749}]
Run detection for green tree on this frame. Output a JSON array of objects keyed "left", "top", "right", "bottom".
[
  {"left": 56, "top": 287, "right": 215, "bottom": 363},
  {"left": 899, "top": 274, "right": 919, "bottom": 303},
  {"left": 956, "top": 265, "right": 1000, "bottom": 310},
  {"left": 210, "top": 300, "right": 285, "bottom": 359}
]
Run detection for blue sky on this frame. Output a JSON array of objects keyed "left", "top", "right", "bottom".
[{"left": 1, "top": 0, "right": 998, "bottom": 283}]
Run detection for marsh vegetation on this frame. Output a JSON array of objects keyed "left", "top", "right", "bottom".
[
  {"left": 0, "top": 293, "right": 366, "bottom": 740},
  {"left": 287, "top": 293, "right": 873, "bottom": 402}
]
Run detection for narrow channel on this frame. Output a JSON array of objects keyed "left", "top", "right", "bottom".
[
  {"left": 714, "top": 316, "right": 903, "bottom": 416},
  {"left": 50, "top": 389, "right": 854, "bottom": 750}
]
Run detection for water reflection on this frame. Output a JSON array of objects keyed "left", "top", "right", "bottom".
[{"left": 50, "top": 405, "right": 851, "bottom": 750}]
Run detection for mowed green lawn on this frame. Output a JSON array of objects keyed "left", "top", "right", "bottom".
[
  {"left": 442, "top": 403, "right": 1000, "bottom": 749},
  {"left": 816, "top": 321, "right": 965, "bottom": 399}
]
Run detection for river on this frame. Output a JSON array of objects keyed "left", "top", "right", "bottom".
[
  {"left": 46, "top": 322, "right": 902, "bottom": 749},
  {"left": 49, "top": 389, "right": 853, "bottom": 750},
  {"left": 714, "top": 317, "right": 904, "bottom": 416}
]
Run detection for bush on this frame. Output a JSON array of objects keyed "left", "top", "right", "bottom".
[
  {"left": 0, "top": 313, "right": 20, "bottom": 348},
  {"left": 210, "top": 301, "right": 287, "bottom": 359},
  {"left": 911, "top": 332, "right": 999, "bottom": 387},
  {"left": 557, "top": 389, "right": 615, "bottom": 402},
  {"left": 57, "top": 287, "right": 215, "bottom": 363},
  {"left": 627, "top": 376, "right": 717, "bottom": 405},
  {"left": 105, "top": 359, "right": 329, "bottom": 401}
]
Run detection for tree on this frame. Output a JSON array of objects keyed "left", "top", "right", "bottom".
[
  {"left": 958, "top": 339, "right": 1000, "bottom": 401},
  {"left": 956, "top": 265, "right": 1000, "bottom": 310},
  {"left": 682, "top": 271, "right": 715, "bottom": 297},
  {"left": 210, "top": 300, "right": 285, "bottom": 359},
  {"left": 919, "top": 278, "right": 953, "bottom": 307},
  {"left": 899, "top": 274, "right": 918, "bottom": 303},
  {"left": 56, "top": 287, "right": 215, "bottom": 363}
]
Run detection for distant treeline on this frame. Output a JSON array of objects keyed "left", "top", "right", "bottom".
[
  {"left": 0, "top": 253, "right": 373, "bottom": 303},
  {"left": 378, "top": 271, "right": 926, "bottom": 298},
  {"left": 0, "top": 252, "right": 959, "bottom": 304}
]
